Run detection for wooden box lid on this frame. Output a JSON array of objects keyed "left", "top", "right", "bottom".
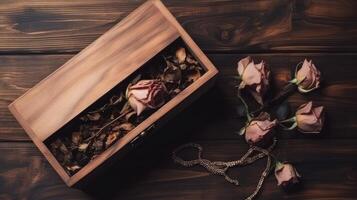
[
  {"left": 8, "top": 0, "right": 218, "bottom": 186},
  {"left": 9, "top": 1, "right": 179, "bottom": 141}
]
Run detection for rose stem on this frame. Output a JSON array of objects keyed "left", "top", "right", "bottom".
[
  {"left": 279, "top": 116, "right": 297, "bottom": 123},
  {"left": 250, "top": 82, "right": 297, "bottom": 116},
  {"left": 278, "top": 121, "right": 298, "bottom": 131},
  {"left": 277, "top": 122, "right": 291, "bottom": 129},
  {"left": 278, "top": 116, "right": 298, "bottom": 131},
  {"left": 84, "top": 109, "right": 131, "bottom": 142},
  {"left": 268, "top": 152, "right": 281, "bottom": 171},
  {"left": 250, "top": 61, "right": 306, "bottom": 116},
  {"left": 237, "top": 89, "right": 252, "bottom": 121}
]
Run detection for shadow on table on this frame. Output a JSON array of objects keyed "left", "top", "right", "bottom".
[{"left": 78, "top": 87, "right": 227, "bottom": 200}]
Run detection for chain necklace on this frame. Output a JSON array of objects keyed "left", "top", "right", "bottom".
[{"left": 172, "top": 139, "right": 277, "bottom": 200}]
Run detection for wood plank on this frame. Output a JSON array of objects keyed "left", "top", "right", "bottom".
[
  {"left": 0, "top": 139, "right": 356, "bottom": 199},
  {"left": 9, "top": 0, "right": 180, "bottom": 142},
  {"left": 0, "top": 55, "right": 69, "bottom": 141},
  {"left": 1, "top": 53, "right": 357, "bottom": 141},
  {"left": 0, "top": 142, "right": 89, "bottom": 200},
  {"left": 0, "top": 0, "right": 357, "bottom": 53},
  {"left": 6, "top": 0, "right": 220, "bottom": 187}
]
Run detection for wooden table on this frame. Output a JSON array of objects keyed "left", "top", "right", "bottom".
[{"left": 1, "top": 1, "right": 357, "bottom": 199}]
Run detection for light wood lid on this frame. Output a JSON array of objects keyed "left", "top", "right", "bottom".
[{"left": 9, "top": 0, "right": 180, "bottom": 141}]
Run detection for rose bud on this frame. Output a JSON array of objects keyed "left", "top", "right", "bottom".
[
  {"left": 295, "top": 101, "right": 324, "bottom": 133},
  {"left": 295, "top": 59, "right": 321, "bottom": 93},
  {"left": 275, "top": 162, "right": 301, "bottom": 190},
  {"left": 237, "top": 56, "right": 270, "bottom": 105},
  {"left": 244, "top": 112, "right": 277, "bottom": 147},
  {"left": 127, "top": 80, "right": 168, "bottom": 115}
]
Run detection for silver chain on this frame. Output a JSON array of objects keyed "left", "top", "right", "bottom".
[{"left": 172, "top": 139, "right": 277, "bottom": 200}]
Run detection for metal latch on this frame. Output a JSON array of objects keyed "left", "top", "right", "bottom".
[{"left": 130, "top": 124, "right": 156, "bottom": 147}]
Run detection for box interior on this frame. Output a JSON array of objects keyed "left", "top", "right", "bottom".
[{"left": 44, "top": 37, "right": 207, "bottom": 176}]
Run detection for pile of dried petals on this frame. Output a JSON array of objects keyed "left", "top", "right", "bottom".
[
  {"left": 173, "top": 57, "right": 324, "bottom": 199},
  {"left": 48, "top": 46, "right": 204, "bottom": 176}
]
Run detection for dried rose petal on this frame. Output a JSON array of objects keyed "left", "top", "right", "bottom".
[
  {"left": 71, "top": 132, "right": 82, "bottom": 145},
  {"left": 295, "top": 101, "right": 324, "bottom": 133},
  {"left": 237, "top": 56, "right": 270, "bottom": 105},
  {"left": 295, "top": 59, "right": 321, "bottom": 93},
  {"left": 163, "top": 65, "right": 182, "bottom": 84},
  {"left": 78, "top": 143, "right": 89, "bottom": 152},
  {"left": 106, "top": 132, "right": 119, "bottom": 147},
  {"left": 275, "top": 162, "right": 301, "bottom": 190},
  {"left": 86, "top": 112, "right": 101, "bottom": 121},
  {"left": 176, "top": 47, "right": 187, "bottom": 64},
  {"left": 66, "top": 165, "right": 81, "bottom": 172},
  {"left": 244, "top": 112, "right": 276, "bottom": 147},
  {"left": 186, "top": 68, "right": 201, "bottom": 82},
  {"left": 186, "top": 54, "right": 198, "bottom": 65},
  {"left": 117, "top": 123, "right": 135, "bottom": 132},
  {"left": 127, "top": 80, "right": 168, "bottom": 115}
]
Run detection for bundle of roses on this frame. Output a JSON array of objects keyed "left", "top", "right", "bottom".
[{"left": 237, "top": 56, "right": 324, "bottom": 190}]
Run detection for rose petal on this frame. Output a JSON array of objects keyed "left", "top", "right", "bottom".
[
  {"left": 296, "top": 59, "right": 310, "bottom": 83},
  {"left": 296, "top": 59, "right": 321, "bottom": 92},
  {"left": 313, "top": 106, "right": 324, "bottom": 118},
  {"left": 255, "top": 61, "right": 264, "bottom": 70},
  {"left": 275, "top": 164, "right": 299, "bottom": 186},
  {"left": 256, "top": 119, "right": 277, "bottom": 131},
  {"left": 296, "top": 113, "right": 321, "bottom": 133},
  {"left": 129, "top": 88, "right": 149, "bottom": 100},
  {"left": 245, "top": 122, "right": 269, "bottom": 143},
  {"left": 176, "top": 47, "right": 186, "bottom": 64},
  {"left": 242, "top": 62, "right": 262, "bottom": 86},
  {"left": 295, "top": 102, "right": 324, "bottom": 133},
  {"left": 296, "top": 101, "right": 313, "bottom": 115},
  {"left": 245, "top": 118, "right": 276, "bottom": 144},
  {"left": 128, "top": 96, "right": 146, "bottom": 116},
  {"left": 237, "top": 56, "right": 251, "bottom": 76}
]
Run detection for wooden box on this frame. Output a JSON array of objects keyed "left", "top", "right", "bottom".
[{"left": 8, "top": 0, "right": 218, "bottom": 187}]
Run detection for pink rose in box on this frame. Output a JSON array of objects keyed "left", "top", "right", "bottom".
[{"left": 127, "top": 80, "right": 168, "bottom": 116}]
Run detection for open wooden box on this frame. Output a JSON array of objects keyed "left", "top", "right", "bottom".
[{"left": 8, "top": 0, "right": 218, "bottom": 187}]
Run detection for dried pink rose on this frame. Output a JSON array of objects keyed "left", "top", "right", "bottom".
[
  {"left": 244, "top": 112, "right": 277, "bottom": 146},
  {"left": 295, "top": 101, "right": 324, "bottom": 133},
  {"left": 127, "top": 80, "right": 168, "bottom": 115},
  {"left": 275, "top": 162, "right": 301, "bottom": 189},
  {"left": 295, "top": 59, "right": 321, "bottom": 93},
  {"left": 237, "top": 56, "right": 270, "bottom": 104}
]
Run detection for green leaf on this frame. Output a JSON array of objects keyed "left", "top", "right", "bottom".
[
  {"left": 238, "top": 127, "right": 246, "bottom": 136},
  {"left": 286, "top": 122, "right": 298, "bottom": 130},
  {"left": 289, "top": 78, "right": 298, "bottom": 84},
  {"left": 297, "top": 86, "right": 318, "bottom": 93},
  {"left": 275, "top": 161, "right": 285, "bottom": 171}
]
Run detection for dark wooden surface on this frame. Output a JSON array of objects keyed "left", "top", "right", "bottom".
[{"left": 1, "top": 0, "right": 357, "bottom": 199}]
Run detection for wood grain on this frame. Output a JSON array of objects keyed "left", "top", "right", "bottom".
[
  {"left": 9, "top": 1, "right": 180, "bottom": 141},
  {"left": 0, "top": 140, "right": 356, "bottom": 200},
  {"left": 2, "top": 53, "right": 357, "bottom": 141},
  {"left": 7, "top": 0, "right": 219, "bottom": 186},
  {"left": 0, "top": 0, "right": 356, "bottom": 199},
  {"left": 0, "top": 0, "right": 356, "bottom": 53}
]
